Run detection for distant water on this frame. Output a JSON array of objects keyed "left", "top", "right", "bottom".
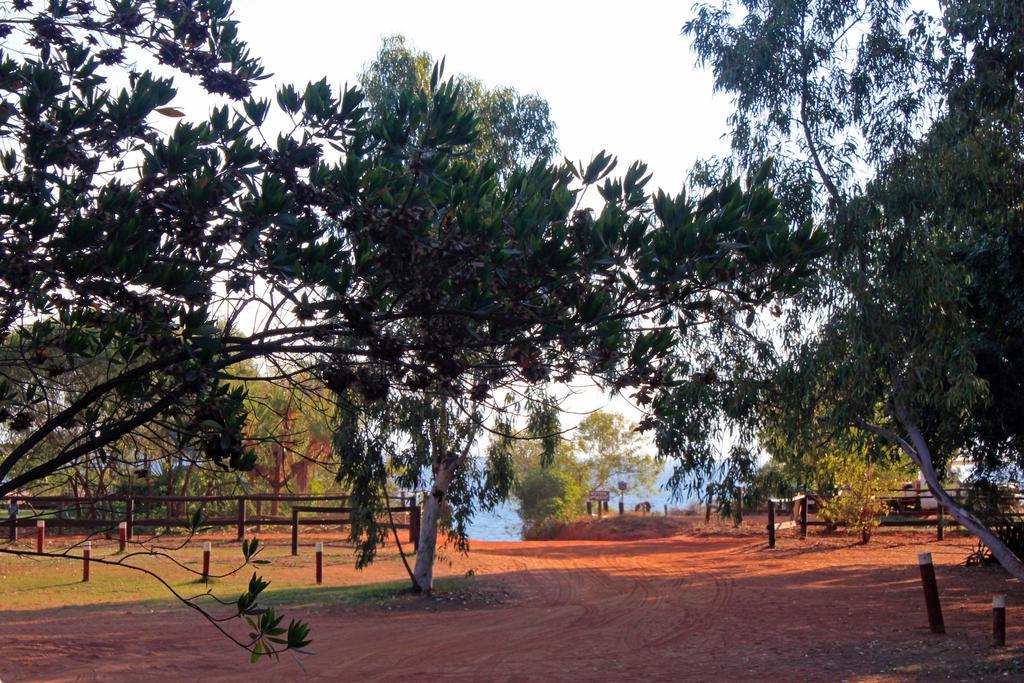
[{"left": 466, "top": 466, "right": 697, "bottom": 542}]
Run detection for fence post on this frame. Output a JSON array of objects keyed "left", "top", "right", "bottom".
[
  {"left": 918, "top": 552, "right": 945, "bottom": 634},
  {"left": 36, "top": 520, "right": 45, "bottom": 553},
  {"left": 315, "top": 541, "right": 323, "bottom": 585},
  {"left": 8, "top": 502, "right": 16, "bottom": 542},
  {"left": 767, "top": 499, "right": 776, "bottom": 548},
  {"left": 125, "top": 497, "right": 135, "bottom": 541},
  {"left": 202, "top": 541, "right": 211, "bottom": 584},
  {"left": 664, "top": 503, "right": 669, "bottom": 517},
  {"left": 291, "top": 508, "right": 299, "bottom": 556},
  {"left": 705, "top": 485, "right": 713, "bottom": 523},
  {"left": 936, "top": 503, "right": 944, "bottom": 541},
  {"left": 118, "top": 521, "right": 127, "bottom": 553},
  {"left": 410, "top": 504, "right": 421, "bottom": 552},
  {"left": 994, "top": 594, "right": 1007, "bottom": 647},
  {"left": 236, "top": 497, "right": 246, "bottom": 542},
  {"left": 82, "top": 541, "right": 91, "bottom": 582},
  {"left": 799, "top": 496, "right": 808, "bottom": 539}
]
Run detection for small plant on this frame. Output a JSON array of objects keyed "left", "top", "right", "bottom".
[{"left": 819, "top": 455, "right": 910, "bottom": 543}]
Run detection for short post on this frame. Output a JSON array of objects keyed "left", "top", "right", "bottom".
[
  {"left": 8, "top": 501, "right": 17, "bottom": 542},
  {"left": 236, "top": 497, "right": 246, "bottom": 542},
  {"left": 705, "top": 485, "right": 713, "bottom": 523},
  {"left": 291, "top": 508, "right": 299, "bottom": 556},
  {"left": 799, "top": 496, "right": 808, "bottom": 539},
  {"left": 36, "top": 519, "right": 45, "bottom": 553},
  {"left": 767, "top": 499, "right": 777, "bottom": 549},
  {"left": 315, "top": 541, "right": 323, "bottom": 585},
  {"left": 125, "top": 497, "right": 135, "bottom": 541},
  {"left": 598, "top": 500, "right": 604, "bottom": 518},
  {"left": 587, "top": 501, "right": 593, "bottom": 516},
  {"left": 118, "top": 521, "right": 127, "bottom": 553},
  {"left": 604, "top": 500, "right": 609, "bottom": 513},
  {"left": 993, "top": 594, "right": 1006, "bottom": 646},
  {"left": 82, "top": 541, "right": 91, "bottom": 582},
  {"left": 618, "top": 499, "right": 624, "bottom": 516},
  {"left": 664, "top": 503, "right": 669, "bottom": 517},
  {"left": 918, "top": 552, "right": 945, "bottom": 634},
  {"left": 936, "top": 504, "right": 944, "bottom": 541},
  {"left": 410, "top": 504, "right": 421, "bottom": 552},
  {"left": 202, "top": 541, "right": 211, "bottom": 583}
]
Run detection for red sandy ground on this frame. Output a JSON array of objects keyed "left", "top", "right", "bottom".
[{"left": 2, "top": 519, "right": 1023, "bottom": 681}]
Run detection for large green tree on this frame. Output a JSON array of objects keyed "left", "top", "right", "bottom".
[
  {"left": 669, "top": 0, "right": 1024, "bottom": 577},
  {"left": 0, "top": 0, "right": 826, "bottom": 638},
  {"left": 337, "top": 34, "right": 562, "bottom": 591}
]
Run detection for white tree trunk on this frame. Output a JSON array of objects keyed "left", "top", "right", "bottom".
[
  {"left": 412, "top": 459, "right": 455, "bottom": 593},
  {"left": 868, "top": 406, "right": 1024, "bottom": 580}
]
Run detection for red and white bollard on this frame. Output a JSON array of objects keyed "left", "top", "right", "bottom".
[
  {"left": 36, "top": 519, "right": 45, "bottom": 553},
  {"left": 118, "top": 521, "right": 127, "bottom": 553},
  {"left": 202, "top": 541, "right": 211, "bottom": 583},
  {"left": 315, "top": 541, "right": 323, "bottom": 585},
  {"left": 82, "top": 541, "right": 91, "bottom": 582},
  {"left": 994, "top": 594, "right": 1007, "bottom": 647}
]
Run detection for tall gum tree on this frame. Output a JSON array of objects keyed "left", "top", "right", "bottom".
[{"left": 672, "top": 0, "right": 1024, "bottom": 578}]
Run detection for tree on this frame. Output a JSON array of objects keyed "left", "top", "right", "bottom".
[
  {"left": 517, "top": 467, "right": 584, "bottom": 539},
  {"left": 572, "top": 411, "right": 659, "bottom": 497},
  {"left": 0, "top": 0, "right": 826, "bottom": 634},
  {"left": 818, "top": 452, "right": 913, "bottom": 544},
  {"left": 244, "top": 381, "right": 334, "bottom": 514},
  {"left": 359, "top": 35, "right": 557, "bottom": 176},
  {"left": 671, "top": 0, "right": 1024, "bottom": 579},
  {"left": 340, "top": 34, "right": 561, "bottom": 590}
]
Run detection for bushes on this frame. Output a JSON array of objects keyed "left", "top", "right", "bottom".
[
  {"left": 818, "top": 455, "right": 910, "bottom": 543},
  {"left": 517, "top": 469, "right": 584, "bottom": 539}
]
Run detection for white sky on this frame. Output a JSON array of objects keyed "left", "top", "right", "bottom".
[
  {"left": 231, "top": 0, "right": 731, "bottom": 194},
  {"left": 221, "top": 1, "right": 733, "bottom": 427}
]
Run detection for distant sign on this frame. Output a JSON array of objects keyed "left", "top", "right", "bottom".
[
  {"left": 588, "top": 490, "right": 610, "bottom": 502},
  {"left": 617, "top": 481, "right": 628, "bottom": 491}
]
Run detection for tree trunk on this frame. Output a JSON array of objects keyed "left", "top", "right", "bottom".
[
  {"left": 870, "top": 406, "right": 1024, "bottom": 581},
  {"left": 411, "top": 458, "right": 457, "bottom": 594}
]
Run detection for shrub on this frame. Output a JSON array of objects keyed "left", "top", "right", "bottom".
[
  {"left": 517, "top": 468, "right": 583, "bottom": 539},
  {"left": 819, "top": 455, "right": 910, "bottom": 543}
]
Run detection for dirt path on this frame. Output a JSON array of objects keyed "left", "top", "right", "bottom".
[{"left": 2, "top": 531, "right": 1022, "bottom": 681}]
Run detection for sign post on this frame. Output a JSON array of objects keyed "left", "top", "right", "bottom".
[{"left": 588, "top": 490, "right": 610, "bottom": 518}]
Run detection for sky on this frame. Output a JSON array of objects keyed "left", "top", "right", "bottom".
[
  {"left": 220, "top": 1, "right": 735, "bottom": 426},
  {"left": 230, "top": 0, "right": 732, "bottom": 195}
]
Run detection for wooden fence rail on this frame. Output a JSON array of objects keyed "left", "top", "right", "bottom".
[
  {"left": 766, "top": 488, "right": 1024, "bottom": 547},
  {"left": 4, "top": 493, "right": 422, "bottom": 543}
]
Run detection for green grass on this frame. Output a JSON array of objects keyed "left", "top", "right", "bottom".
[{"left": 0, "top": 537, "right": 465, "bottom": 614}]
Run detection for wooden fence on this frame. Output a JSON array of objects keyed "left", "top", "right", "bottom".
[
  {"left": 3, "top": 493, "right": 422, "bottom": 545},
  {"left": 766, "top": 487, "right": 1024, "bottom": 547}
]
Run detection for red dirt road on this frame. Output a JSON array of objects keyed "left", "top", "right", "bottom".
[{"left": 3, "top": 530, "right": 1023, "bottom": 681}]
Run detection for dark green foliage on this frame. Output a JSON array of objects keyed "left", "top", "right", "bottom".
[
  {"left": 517, "top": 468, "right": 583, "bottom": 539},
  {"left": 359, "top": 35, "right": 558, "bottom": 176}
]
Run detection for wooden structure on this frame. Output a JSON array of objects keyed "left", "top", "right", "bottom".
[
  {"left": 767, "top": 494, "right": 808, "bottom": 548},
  {"left": 290, "top": 503, "right": 420, "bottom": 555},
  {"left": 766, "top": 487, "right": 1024, "bottom": 547},
  {"left": 3, "top": 493, "right": 421, "bottom": 543}
]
